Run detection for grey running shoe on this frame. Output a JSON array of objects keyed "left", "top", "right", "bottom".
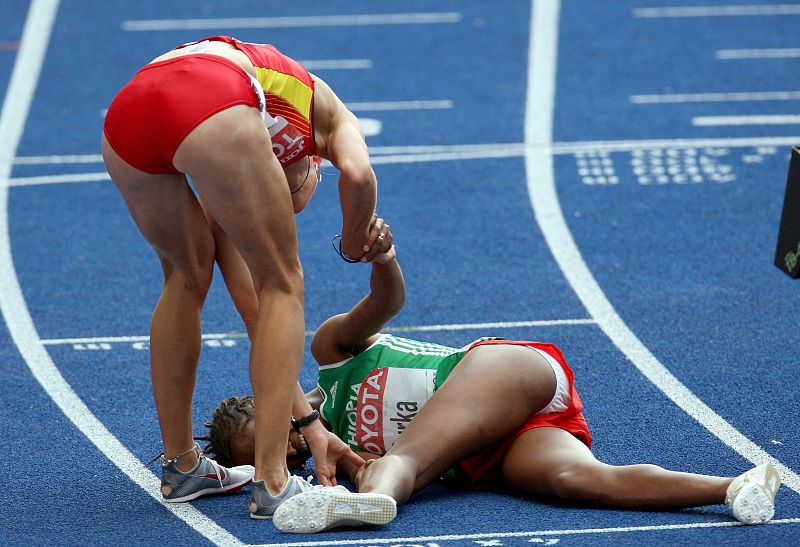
[
  {"left": 161, "top": 446, "right": 253, "bottom": 503},
  {"left": 249, "top": 475, "right": 330, "bottom": 519},
  {"left": 725, "top": 462, "right": 781, "bottom": 524},
  {"left": 273, "top": 489, "right": 397, "bottom": 533}
]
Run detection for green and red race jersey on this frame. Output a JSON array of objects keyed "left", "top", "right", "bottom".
[{"left": 316, "top": 334, "right": 497, "bottom": 454}]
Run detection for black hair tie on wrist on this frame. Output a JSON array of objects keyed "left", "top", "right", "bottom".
[
  {"left": 331, "top": 234, "right": 362, "bottom": 263},
  {"left": 291, "top": 409, "right": 320, "bottom": 433}
]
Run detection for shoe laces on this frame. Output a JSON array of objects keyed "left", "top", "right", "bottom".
[
  {"left": 297, "top": 475, "right": 321, "bottom": 492},
  {"left": 298, "top": 475, "right": 348, "bottom": 493},
  {"left": 205, "top": 457, "right": 225, "bottom": 490}
]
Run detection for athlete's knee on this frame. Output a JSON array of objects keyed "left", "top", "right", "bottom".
[
  {"left": 160, "top": 255, "right": 215, "bottom": 302},
  {"left": 250, "top": 258, "right": 304, "bottom": 297},
  {"left": 547, "top": 462, "right": 612, "bottom": 503}
]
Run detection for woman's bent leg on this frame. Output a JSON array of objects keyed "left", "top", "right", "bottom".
[
  {"left": 102, "top": 135, "right": 215, "bottom": 475},
  {"left": 499, "top": 427, "right": 731, "bottom": 509},
  {"left": 356, "top": 344, "right": 558, "bottom": 503},
  {"left": 174, "top": 105, "right": 305, "bottom": 494},
  {"left": 200, "top": 205, "right": 259, "bottom": 340}
]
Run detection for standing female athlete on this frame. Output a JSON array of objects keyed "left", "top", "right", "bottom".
[
  {"left": 202, "top": 246, "right": 782, "bottom": 531},
  {"left": 102, "top": 36, "right": 388, "bottom": 517}
]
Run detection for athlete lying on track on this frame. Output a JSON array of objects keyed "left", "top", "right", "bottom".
[{"left": 203, "top": 247, "right": 782, "bottom": 533}]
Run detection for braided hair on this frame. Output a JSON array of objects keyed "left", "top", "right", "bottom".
[{"left": 196, "top": 395, "right": 254, "bottom": 468}]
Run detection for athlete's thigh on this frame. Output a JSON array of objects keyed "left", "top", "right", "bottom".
[
  {"left": 499, "top": 426, "right": 600, "bottom": 497},
  {"left": 173, "top": 105, "right": 300, "bottom": 282},
  {"left": 102, "top": 134, "right": 214, "bottom": 271},
  {"left": 387, "top": 344, "right": 557, "bottom": 481}
]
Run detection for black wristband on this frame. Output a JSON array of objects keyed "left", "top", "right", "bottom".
[
  {"left": 291, "top": 409, "right": 320, "bottom": 433},
  {"left": 331, "top": 235, "right": 362, "bottom": 263}
]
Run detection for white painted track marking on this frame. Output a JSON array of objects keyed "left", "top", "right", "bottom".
[
  {"left": 631, "top": 91, "right": 800, "bottom": 104},
  {"left": 346, "top": 99, "right": 453, "bottom": 111},
  {"left": 299, "top": 59, "right": 372, "bottom": 70},
  {"left": 11, "top": 135, "right": 800, "bottom": 186},
  {"left": 693, "top": 115, "right": 800, "bottom": 126},
  {"left": 40, "top": 318, "right": 596, "bottom": 347},
  {"left": 249, "top": 518, "right": 800, "bottom": 547},
  {"left": 122, "top": 12, "right": 462, "bottom": 32},
  {"left": 13, "top": 135, "right": 800, "bottom": 171},
  {"left": 717, "top": 48, "right": 800, "bottom": 59},
  {"left": 633, "top": 4, "right": 800, "bottom": 18}
]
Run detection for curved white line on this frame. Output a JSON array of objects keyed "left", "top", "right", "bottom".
[
  {"left": 0, "top": 2, "right": 243, "bottom": 544},
  {"left": 524, "top": 0, "right": 799, "bottom": 493}
]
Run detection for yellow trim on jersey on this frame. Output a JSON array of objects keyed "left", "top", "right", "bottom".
[{"left": 253, "top": 67, "right": 313, "bottom": 120}]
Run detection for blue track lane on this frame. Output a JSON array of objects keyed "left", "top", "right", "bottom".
[{"left": 2, "top": 1, "right": 798, "bottom": 545}]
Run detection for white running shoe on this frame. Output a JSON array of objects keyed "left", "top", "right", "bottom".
[
  {"left": 273, "top": 489, "right": 397, "bottom": 533},
  {"left": 725, "top": 463, "right": 781, "bottom": 524}
]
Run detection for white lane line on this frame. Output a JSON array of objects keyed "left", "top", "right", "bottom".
[
  {"left": 0, "top": 2, "right": 242, "bottom": 545},
  {"left": 346, "top": 99, "right": 453, "bottom": 111},
  {"left": 13, "top": 135, "right": 800, "bottom": 168},
  {"left": 549, "top": 135, "right": 800, "bottom": 153},
  {"left": 369, "top": 135, "right": 800, "bottom": 164},
  {"left": 631, "top": 91, "right": 800, "bottom": 104},
  {"left": 10, "top": 135, "right": 800, "bottom": 186},
  {"left": 693, "top": 115, "right": 800, "bottom": 126},
  {"left": 387, "top": 319, "right": 596, "bottom": 332},
  {"left": 717, "top": 48, "right": 800, "bottom": 59},
  {"left": 40, "top": 318, "right": 595, "bottom": 346},
  {"left": 525, "top": 0, "right": 800, "bottom": 496},
  {"left": 251, "top": 518, "right": 800, "bottom": 547},
  {"left": 633, "top": 4, "right": 800, "bottom": 18},
  {"left": 299, "top": 59, "right": 372, "bottom": 70},
  {"left": 43, "top": 333, "right": 240, "bottom": 345},
  {"left": 369, "top": 145, "right": 525, "bottom": 165},
  {"left": 11, "top": 172, "right": 111, "bottom": 186},
  {"left": 122, "top": 12, "right": 462, "bottom": 31},
  {"left": 14, "top": 153, "right": 103, "bottom": 164}
]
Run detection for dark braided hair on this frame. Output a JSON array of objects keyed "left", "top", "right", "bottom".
[{"left": 195, "top": 395, "right": 254, "bottom": 468}]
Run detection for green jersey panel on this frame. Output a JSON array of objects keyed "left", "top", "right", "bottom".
[{"left": 317, "top": 334, "right": 487, "bottom": 454}]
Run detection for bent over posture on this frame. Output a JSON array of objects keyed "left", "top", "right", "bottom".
[
  {"left": 102, "top": 36, "right": 389, "bottom": 517},
  {"left": 205, "top": 248, "right": 782, "bottom": 532}
]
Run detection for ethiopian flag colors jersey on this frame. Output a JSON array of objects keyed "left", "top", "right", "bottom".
[{"left": 317, "top": 334, "right": 496, "bottom": 455}]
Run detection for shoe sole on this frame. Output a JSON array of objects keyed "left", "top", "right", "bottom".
[
  {"left": 731, "top": 464, "right": 781, "bottom": 524},
  {"left": 731, "top": 483, "right": 775, "bottom": 524},
  {"left": 273, "top": 491, "right": 397, "bottom": 533},
  {"left": 163, "top": 478, "right": 252, "bottom": 503}
]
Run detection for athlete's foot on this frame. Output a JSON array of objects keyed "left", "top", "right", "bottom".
[
  {"left": 725, "top": 463, "right": 781, "bottom": 524},
  {"left": 273, "top": 489, "right": 397, "bottom": 533}
]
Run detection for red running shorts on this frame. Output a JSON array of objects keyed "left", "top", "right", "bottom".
[
  {"left": 103, "top": 54, "right": 259, "bottom": 175},
  {"left": 454, "top": 339, "right": 592, "bottom": 490}
]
